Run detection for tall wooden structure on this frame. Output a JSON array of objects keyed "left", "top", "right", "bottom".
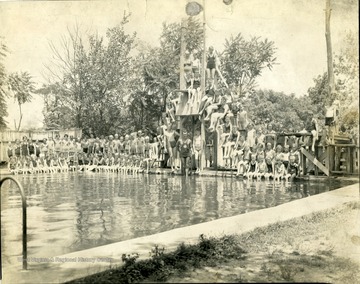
[{"left": 175, "top": 18, "right": 206, "bottom": 171}]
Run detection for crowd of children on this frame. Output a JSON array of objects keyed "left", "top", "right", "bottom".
[
  {"left": 158, "top": 46, "right": 317, "bottom": 181},
  {"left": 216, "top": 119, "right": 312, "bottom": 181},
  {"left": 6, "top": 131, "right": 157, "bottom": 174},
  {"left": 6, "top": 118, "right": 313, "bottom": 181},
  {"left": 233, "top": 137, "right": 302, "bottom": 181},
  {"left": 5, "top": 127, "right": 201, "bottom": 176}
]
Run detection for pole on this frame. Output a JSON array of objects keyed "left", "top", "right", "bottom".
[
  {"left": 201, "top": 0, "right": 206, "bottom": 95},
  {"left": 200, "top": 0, "right": 206, "bottom": 170},
  {"left": 325, "top": 0, "right": 335, "bottom": 105},
  {"left": 179, "top": 18, "right": 186, "bottom": 139},
  {"left": 180, "top": 19, "right": 186, "bottom": 91}
]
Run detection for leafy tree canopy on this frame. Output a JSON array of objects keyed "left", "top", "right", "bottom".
[
  {"left": 8, "top": 71, "right": 35, "bottom": 130},
  {"left": 244, "top": 89, "right": 317, "bottom": 132},
  {"left": 221, "top": 34, "right": 277, "bottom": 96},
  {"left": 39, "top": 14, "right": 137, "bottom": 136},
  {"left": 307, "top": 31, "right": 359, "bottom": 133}
]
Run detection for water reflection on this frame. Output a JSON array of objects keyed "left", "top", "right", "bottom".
[{"left": 1, "top": 172, "right": 355, "bottom": 266}]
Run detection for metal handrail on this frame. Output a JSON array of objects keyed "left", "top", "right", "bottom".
[{"left": 0, "top": 177, "right": 27, "bottom": 270}]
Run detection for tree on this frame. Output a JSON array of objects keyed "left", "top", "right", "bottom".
[
  {"left": 8, "top": 71, "right": 35, "bottom": 131},
  {"left": 0, "top": 37, "right": 8, "bottom": 129},
  {"left": 221, "top": 34, "right": 277, "bottom": 96},
  {"left": 37, "top": 82, "right": 74, "bottom": 129},
  {"left": 333, "top": 32, "right": 359, "bottom": 109},
  {"left": 131, "top": 17, "right": 203, "bottom": 128},
  {"left": 244, "top": 89, "right": 316, "bottom": 131},
  {"left": 307, "top": 73, "right": 331, "bottom": 114},
  {"left": 40, "top": 24, "right": 88, "bottom": 130},
  {"left": 307, "top": 31, "right": 359, "bottom": 132},
  {"left": 40, "top": 14, "right": 137, "bottom": 135}
]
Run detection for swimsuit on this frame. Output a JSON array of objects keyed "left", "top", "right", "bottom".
[
  {"left": 144, "top": 143, "right": 151, "bottom": 158},
  {"left": 119, "top": 142, "right": 125, "bottom": 153},
  {"left": 193, "top": 75, "right": 201, "bottom": 89},
  {"left": 288, "top": 163, "right": 298, "bottom": 175},
  {"left": 21, "top": 144, "right": 29, "bottom": 156},
  {"left": 248, "top": 161, "right": 257, "bottom": 172},
  {"left": 179, "top": 139, "right": 192, "bottom": 158},
  {"left": 207, "top": 53, "right": 216, "bottom": 69},
  {"left": 14, "top": 146, "right": 21, "bottom": 157},
  {"left": 7, "top": 148, "right": 13, "bottom": 158},
  {"left": 223, "top": 123, "right": 231, "bottom": 133}
]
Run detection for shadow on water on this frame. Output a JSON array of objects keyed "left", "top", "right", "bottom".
[{"left": 1, "top": 172, "right": 356, "bottom": 265}]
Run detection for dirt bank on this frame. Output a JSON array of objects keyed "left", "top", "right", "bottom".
[{"left": 168, "top": 201, "right": 360, "bottom": 283}]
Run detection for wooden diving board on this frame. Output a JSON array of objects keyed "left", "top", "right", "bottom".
[{"left": 300, "top": 147, "right": 330, "bottom": 176}]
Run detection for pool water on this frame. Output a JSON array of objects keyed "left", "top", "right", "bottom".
[{"left": 1, "top": 172, "right": 355, "bottom": 266}]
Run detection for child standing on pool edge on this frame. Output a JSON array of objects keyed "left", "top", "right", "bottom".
[{"left": 177, "top": 131, "right": 193, "bottom": 176}]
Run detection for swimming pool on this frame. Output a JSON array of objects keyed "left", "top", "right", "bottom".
[{"left": 1, "top": 172, "right": 356, "bottom": 267}]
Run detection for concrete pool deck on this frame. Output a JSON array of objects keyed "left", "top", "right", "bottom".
[{"left": 2, "top": 182, "right": 359, "bottom": 283}]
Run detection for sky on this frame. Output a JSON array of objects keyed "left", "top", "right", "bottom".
[{"left": 0, "top": 0, "right": 358, "bottom": 130}]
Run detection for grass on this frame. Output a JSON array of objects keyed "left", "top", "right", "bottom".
[{"left": 65, "top": 234, "right": 247, "bottom": 284}]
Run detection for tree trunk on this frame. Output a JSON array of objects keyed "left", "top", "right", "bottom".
[
  {"left": 162, "top": 90, "right": 168, "bottom": 113},
  {"left": 17, "top": 103, "right": 23, "bottom": 131},
  {"left": 141, "top": 102, "right": 144, "bottom": 129},
  {"left": 325, "top": 0, "right": 335, "bottom": 106},
  {"left": 75, "top": 104, "right": 82, "bottom": 129}
]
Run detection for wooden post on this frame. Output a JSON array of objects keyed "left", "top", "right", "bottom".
[
  {"left": 346, "top": 146, "right": 351, "bottom": 174},
  {"left": 353, "top": 146, "right": 359, "bottom": 173},
  {"left": 178, "top": 18, "right": 186, "bottom": 138},
  {"left": 328, "top": 145, "right": 335, "bottom": 174},
  {"left": 314, "top": 146, "right": 319, "bottom": 176},
  {"left": 325, "top": 0, "right": 335, "bottom": 102},
  {"left": 301, "top": 148, "right": 307, "bottom": 176},
  {"left": 180, "top": 19, "right": 186, "bottom": 91},
  {"left": 335, "top": 146, "right": 341, "bottom": 171},
  {"left": 353, "top": 146, "right": 358, "bottom": 174},
  {"left": 177, "top": 19, "right": 186, "bottom": 172},
  {"left": 213, "top": 130, "right": 218, "bottom": 170},
  {"left": 200, "top": 0, "right": 206, "bottom": 170}
]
